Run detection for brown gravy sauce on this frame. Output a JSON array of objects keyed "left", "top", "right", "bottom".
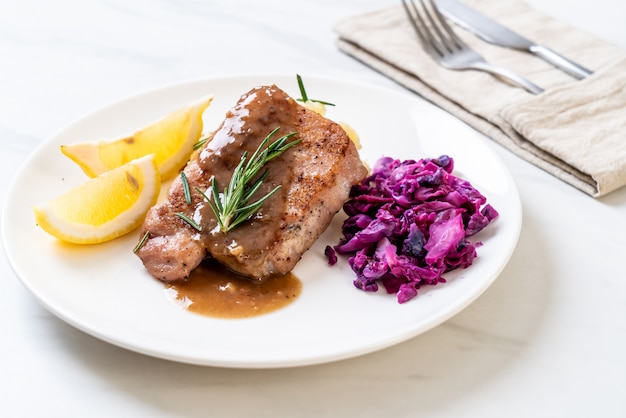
[
  {"left": 195, "top": 85, "right": 301, "bottom": 271},
  {"left": 164, "top": 260, "right": 301, "bottom": 319}
]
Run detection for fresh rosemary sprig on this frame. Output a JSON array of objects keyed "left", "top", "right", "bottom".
[
  {"left": 296, "top": 74, "right": 335, "bottom": 106},
  {"left": 206, "top": 127, "right": 300, "bottom": 233}
]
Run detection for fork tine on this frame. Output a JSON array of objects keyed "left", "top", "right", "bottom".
[
  {"left": 426, "top": 0, "right": 464, "bottom": 50},
  {"left": 402, "top": 0, "right": 456, "bottom": 58},
  {"left": 401, "top": 0, "right": 434, "bottom": 53},
  {"left": 419, "top": 0, "right": 452, "bottom": 54}
]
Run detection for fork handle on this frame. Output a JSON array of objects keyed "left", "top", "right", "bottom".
[
  {"left": 530, "top": 45, "right": 593, "bottom": 80},
  {"left": 470, "top": 62, "right": 544, "bottom": 95}
]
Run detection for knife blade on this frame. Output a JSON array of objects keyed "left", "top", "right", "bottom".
[{"left": 434, "top": 0, "right": 593, "bottom": 79}]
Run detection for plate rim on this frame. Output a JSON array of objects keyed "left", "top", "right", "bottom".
[{"left": 1, "top": 73, "right": 522, "bottom": 368}]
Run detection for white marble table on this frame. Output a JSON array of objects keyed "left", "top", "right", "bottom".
[{"left": 2, "top": 1, "right": 625, "bottom": 416}]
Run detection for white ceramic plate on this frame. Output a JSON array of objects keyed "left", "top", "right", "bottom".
[{"left": 2, "top": 74, "right": 521, "bottom": 368}]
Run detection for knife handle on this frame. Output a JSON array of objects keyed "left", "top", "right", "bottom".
[{"left": 530, "top": 45, "right": 593, "bottom": 80}]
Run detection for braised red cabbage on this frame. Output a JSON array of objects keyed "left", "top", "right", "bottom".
[{"left": 330, "top": 155, "right": 498, "bottom": 303}]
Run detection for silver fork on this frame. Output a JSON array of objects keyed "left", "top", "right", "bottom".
[{"left": 401, "top": 0, "right": 544, "bottom": 94}]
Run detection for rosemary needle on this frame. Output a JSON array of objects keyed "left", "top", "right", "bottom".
[
  {"left": 181, "top": 171, "right": 192, "bottom": 204},
  {"left": 193, "top": 135, "right": 210, "bottom": 151},
  {"left": 133, "top": 231, "right": 150, "bottom": 253},
  {"left": 296, "top": 74, "right": 335, "bottom": 106},
  {"left": 174, "top": 212, "right": 202, "bottom": 232}
]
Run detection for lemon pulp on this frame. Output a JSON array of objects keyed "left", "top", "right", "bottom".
[{"left": 33, "top": 154, "right": 160, "bottom": 244}]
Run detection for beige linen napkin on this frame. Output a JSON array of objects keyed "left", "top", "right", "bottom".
[{"left": 335, "top": 0, "right": 626, "bottom": 197}]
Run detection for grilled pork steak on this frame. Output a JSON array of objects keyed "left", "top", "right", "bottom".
[{"left": 135, "top": 84, "right": 367, "bottom": 282}]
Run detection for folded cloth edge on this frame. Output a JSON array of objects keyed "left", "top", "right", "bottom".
[{"left": 501, "top": 55, "right": 626, "bottom": 197}]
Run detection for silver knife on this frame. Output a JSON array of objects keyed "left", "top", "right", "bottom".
[{"left": 435, "top": 0, "right": 593, "bottom": 79}]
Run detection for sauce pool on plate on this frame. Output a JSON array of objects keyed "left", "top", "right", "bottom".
[{"left": 164, "top": 260, "right": 301, "bottom": 319}]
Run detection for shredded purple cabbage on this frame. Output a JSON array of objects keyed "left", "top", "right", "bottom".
[
  {"left": 324, "top": 245, "right": 338, "bottom": 266},
  {"left": 331, "top": 155, "right": 498, "bottom": 304}
]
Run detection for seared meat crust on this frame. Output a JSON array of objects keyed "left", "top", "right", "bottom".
[{"left": 135, "top": 85, "right": 367, "bottom": 282}]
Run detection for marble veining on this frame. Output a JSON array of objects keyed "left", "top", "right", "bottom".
[{"left": 1, "top": 1, "right": 625, "bottom": 417}]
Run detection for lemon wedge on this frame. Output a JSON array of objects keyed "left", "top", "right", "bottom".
[
  {"left": 33, "top": 155, "right": 160, "bottom": 244},
  {"left": 61, "top": 95, "right": 213, "bottom": 180}
]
